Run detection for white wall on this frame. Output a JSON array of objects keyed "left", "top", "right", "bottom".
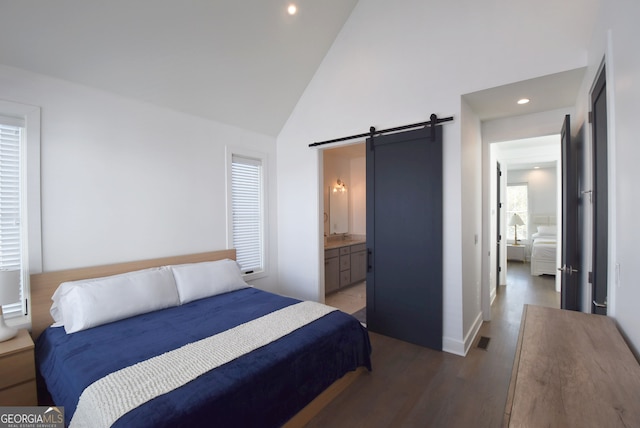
[
  {"left": 349, "top": 155, "right": 366, "bottom": 236},
  {"left": 461, "top": 98, "right": 483, "bottom": 352},
  {"left": 483, "top": 109, "right": 577, "bottom": 142},
  {"left": 580, "top": 0, "right": 640, "bottom": 356},
  {"left": 277, "top": 0, "right": 593, "bottom": 355},
  {"left": 0, "top": 64, "right": 279, "bottom": 292},
  {"left": 507, "top": 167, "right": 557, "bottom": 242}
]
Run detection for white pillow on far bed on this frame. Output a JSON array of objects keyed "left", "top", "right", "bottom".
[
  {"left": 170, "top": 259, "right": 249, "bottom": 304},
  {"left": 537, "top": 225, "right": 557, "bottom": 236},
  {"left": 51, "top": 267, "right": 180, "bottom": 334}
]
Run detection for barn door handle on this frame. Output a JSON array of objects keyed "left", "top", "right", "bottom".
[{"left": 367, "top": 249, "right": 373, "bottom": 272}]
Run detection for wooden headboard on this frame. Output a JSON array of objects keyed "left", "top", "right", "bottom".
[{"left": 29, "top": 249, "right": 236, "bottom": 340}]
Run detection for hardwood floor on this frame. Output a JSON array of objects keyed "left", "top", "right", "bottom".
[{"left": 308, "top": 262, "right": 559, "bottom": 427}]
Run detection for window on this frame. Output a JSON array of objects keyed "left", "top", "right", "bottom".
[
  {"left": 228, "top": 151, "right": 267, "bottom": 278},
  {"left": 506, "top": 183, "right": 528, "bottom": 242},
  {"left": 0, "top": 101, "right": 42, "bottom": 323},
  {"left": 0, "top": 123, "right": 24, "bottom": 318}
]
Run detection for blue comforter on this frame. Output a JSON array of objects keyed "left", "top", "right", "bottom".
[{"left": 36, "top": 288, "right": 371, "bottom": 427}]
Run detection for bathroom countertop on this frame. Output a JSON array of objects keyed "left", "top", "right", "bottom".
[{"left": 324, "top": 238, "right": 366, "bottom": 250}]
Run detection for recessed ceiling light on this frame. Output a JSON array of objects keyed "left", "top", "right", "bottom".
[
  {"left": 517, "top": 98, "right": 530, "bottom": 105},
  {"left": 534, "top": 166, "right": 540, "bottom": 169},
  {"left": 287, "top": 4, "right": 297, "bottom": 15}
]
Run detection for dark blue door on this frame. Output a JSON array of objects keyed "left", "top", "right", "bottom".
[
  {"left": 591, "top": 67, "right": 608, "bottom": 315},
  {"left": 366, "top": 126, "right": 443, "bottom": 350},
  {"left": 560, "top": 114, "right": 580, "bottom": 310}
]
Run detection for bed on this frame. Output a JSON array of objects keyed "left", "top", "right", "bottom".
[
  {"left": 31, "top": 250, "right": 371, "bottom": 428},
  {"left": 530, "top": 219, "right": 558, "bottom": 276}
]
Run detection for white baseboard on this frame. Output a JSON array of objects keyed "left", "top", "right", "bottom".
[
  {"left": 442, "top": 337, "right": 466, "bottom": 356},
  {"left": 442, "top": 312, "right": 484, "bottom": 357}
]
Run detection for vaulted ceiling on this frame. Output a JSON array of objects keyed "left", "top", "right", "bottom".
[
  {"left": 0, "top": 0, "right": 359, "bottom": 136},
  {"left": 1, "top": 1, "right": 596, "bottom": 139}
]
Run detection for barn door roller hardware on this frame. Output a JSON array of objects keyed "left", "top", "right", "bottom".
[{"left": 308, "top": 113, "right": 454, "bottom": 148}]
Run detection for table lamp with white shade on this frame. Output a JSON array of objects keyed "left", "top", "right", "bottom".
[
  {"left": 0, "top": 269, "right": 20, "bottom": 342},
  {"left": 509, "top": 213, "right": 525, "bottom": 245}
]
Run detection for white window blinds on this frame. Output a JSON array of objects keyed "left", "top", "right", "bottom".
[
  {"left": 231, "top": 155, "right": 264, "bottom": 274},
  {"left": 507, "top": 184, "right": 529, "bottom": 241},
  {"left": 0, "top": 123, "right": 24, "bottom": 318}
]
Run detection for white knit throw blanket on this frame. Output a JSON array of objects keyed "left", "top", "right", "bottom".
[{"left": 70, "top": 301, "right": 337, "bottom": 428}]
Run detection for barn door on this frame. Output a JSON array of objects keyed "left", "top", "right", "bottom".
[{"left": 366, "top": 126, "right": 443, "bottom": 350}]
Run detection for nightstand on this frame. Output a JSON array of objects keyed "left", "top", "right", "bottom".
[
  {"left": 507, "top": 244, "right": 526, "bottom": 262},
  {"left": 0, "top": 329, "right": 37, "bottom": 406}
]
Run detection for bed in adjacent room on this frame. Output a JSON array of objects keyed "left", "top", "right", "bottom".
[
  {"left": 31, "top": 250, "right": 371, "bottom": 428},
  {"left": 530, "top": 218, "right": 558, "bottom": 276}
]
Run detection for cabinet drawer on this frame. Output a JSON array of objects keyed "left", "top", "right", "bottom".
[
  {"left": 0, "top": 379, "right": 37, "bottom": 406},
  {"left": 340, "top": 270, "right": 351, "bottom": 287},
  {"left": 325, "top": 248, "right": 340, "bottom": 259},
  {"left": 507, "top": 245, "right": 526, "bottom": 261},
  {"left": 325, "top": 256, "right": 340, "bottom": 294},
  {"left": 340, "top": 255, "right": 351, "bottom": 271},
  {"left": 0, "top": 350, "right": 35, "bottom": 390},
  {"left": 339, "top": 246, "right": 351, "bottom": 256},
  {"left": 351, "top": 243, "right": 366, "bottom": 253}
]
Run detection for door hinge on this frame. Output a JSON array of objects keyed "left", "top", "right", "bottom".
[
  {"left": 498, "top": 202, "right": 502, "bottom": 208},
  {"left": 588, "top": 271, "right": 593, "bottom": 283},
  {"left": 499, "top": 266, "right": 502, "bottom": 272},
  {"left": 588, "top": 111, "right": 593, "bottom": 123}
]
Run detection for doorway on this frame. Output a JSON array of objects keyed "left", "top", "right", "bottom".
[
  {"left": 470, "top": 68, "right": 588, "bottom": 321},
  {"left": 322, "top": 143, "right": 367, "bottom": 314},
  {"left": 491, "top": 136, "right": 563, "bottom": 297}
]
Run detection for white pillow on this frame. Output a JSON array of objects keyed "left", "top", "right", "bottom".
[
  {"left": 537, "top": 225, "right": 557, "bottom": 236},
  {"left": 51, "top": 267, "right": 180, "bottom": 334},
  {"left": 170, "top": 259, "right": 249, "bottom": 304}
]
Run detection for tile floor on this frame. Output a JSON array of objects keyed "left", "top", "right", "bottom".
[{"left": 325, "top": 281, "right": 365, "bottom": 314}]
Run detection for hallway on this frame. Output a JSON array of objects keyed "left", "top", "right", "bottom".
[{"left": 307, "top": 263, "right": 559, "bottom": 427}]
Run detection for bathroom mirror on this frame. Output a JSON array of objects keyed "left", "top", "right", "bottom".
[{"left": 329, "top": 184, "right": 349, "bottom": 234}]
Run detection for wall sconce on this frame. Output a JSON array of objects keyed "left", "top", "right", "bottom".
[{"left": 333, "top": 179, "right": 347, "bottom": 193}]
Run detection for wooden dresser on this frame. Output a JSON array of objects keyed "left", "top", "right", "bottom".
[
  {"left": 0, "top": 329, "right": 37, "bottom": 406},
  {"left": 504, "top": 305, "right": 640, "bottom": 427}
]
